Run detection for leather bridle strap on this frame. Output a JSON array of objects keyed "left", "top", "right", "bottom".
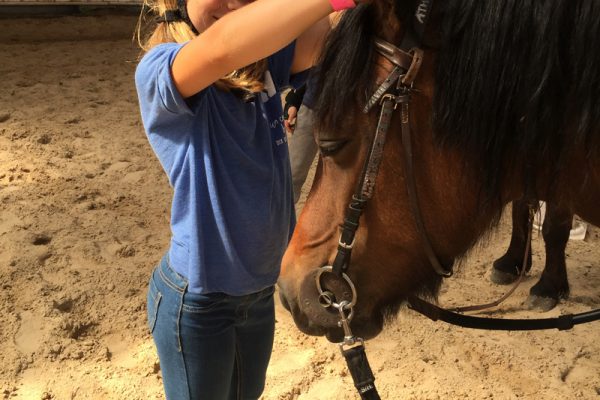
[
  {"left": 363, "top": 66, "right": 403, "bottom": 113},
  {"left": 331, "top": 0, "right": 440, "bottom": 279},
  {"left": 331, "top": 95, "right": 397, "bottom": 276},
  {"left": 327, "top": 4, "right": 441, "bottom": 400},
  {"left": 450, "top": 208, "right": 533, "bottom": 313},
  {"left": 399, "top": 94, "right": 453, "bottom": 277},
  {"left": 332, "top": 47, "right": 452, "bottom": 278}
]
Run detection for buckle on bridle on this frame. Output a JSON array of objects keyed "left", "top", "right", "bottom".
[{"left": 338, "top": 236, "right": 356, "bottom": 250}]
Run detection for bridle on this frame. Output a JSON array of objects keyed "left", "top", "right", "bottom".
[
  {"left": 313, "top": 2, "right": 440, "bottom": 399},
  {"left": 312, "top": 1, "right": 600, "bottom": 399}
]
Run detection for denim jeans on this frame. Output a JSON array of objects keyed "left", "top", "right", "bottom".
[{"left": 147, "top": 255, "right": 275, "bottom": 400}]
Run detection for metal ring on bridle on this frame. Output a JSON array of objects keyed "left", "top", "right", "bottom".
[{"left": 315, "top": 266, "right": 358, "bottom": 310}]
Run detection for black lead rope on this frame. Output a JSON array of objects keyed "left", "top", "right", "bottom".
[
  {"left": 342, "top": 345, "right": 380, "bottom": 400},
  {"left": 408, "top": 296, "right": 600, "bottom": 331}
]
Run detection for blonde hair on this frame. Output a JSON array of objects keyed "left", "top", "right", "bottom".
[{"left": 136, "top": 0, "right": 267, "bottom": 94}]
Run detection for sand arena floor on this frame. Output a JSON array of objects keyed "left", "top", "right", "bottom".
[{"left": 1, "top": 13, "right": 599, "bottom": 400}]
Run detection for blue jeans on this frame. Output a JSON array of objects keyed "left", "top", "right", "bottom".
[{"left": 147, "top": 255, "right": 275, "bottom": 400}]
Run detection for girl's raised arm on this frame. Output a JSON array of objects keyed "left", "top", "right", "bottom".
[{"left": 172, "top": 0, "right": 335, "bottom": 98}]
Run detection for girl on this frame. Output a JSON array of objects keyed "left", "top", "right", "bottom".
[{"left": 135, "top": 0, "right": 362, "bottom": 398}]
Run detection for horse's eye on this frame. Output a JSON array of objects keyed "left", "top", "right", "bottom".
[{"left": 318, "top": 140, "right": 347, "bottom": 157}]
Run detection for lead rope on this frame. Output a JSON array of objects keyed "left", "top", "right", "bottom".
[
  {"left": 336, "top": 301, "right": 380, "bottom": 400},
  {"left": 316, "top": 274, "right": 379, "bottom": 399}
]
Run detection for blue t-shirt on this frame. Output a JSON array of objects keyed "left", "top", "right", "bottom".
[{"left": 135, "top": 42, "right": 303, "bottom": 295}]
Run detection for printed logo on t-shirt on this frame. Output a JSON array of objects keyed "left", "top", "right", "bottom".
[{"left": 260, "top": 70, "right": 288, "bottom": 152}]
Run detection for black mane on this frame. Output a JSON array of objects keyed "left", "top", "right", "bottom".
[
  {"left": 314, "top": 0, "right": 600, "bottom": 201},
  {"left": 434, "top": 0, "right": 600, "bottom": 197}
]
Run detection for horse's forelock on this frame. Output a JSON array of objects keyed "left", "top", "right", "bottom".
[{"left": 313, "top": 6, "right": 376, "bottom": 135}]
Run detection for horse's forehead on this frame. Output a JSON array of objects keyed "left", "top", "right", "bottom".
[{"left": 315, "top": 111, "right": 364, "bottom": 139}]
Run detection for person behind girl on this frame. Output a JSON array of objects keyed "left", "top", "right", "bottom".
[
  {"left": 134, "top": 0, "right": 365, "bottom": 398},
  {"left": 284, "top": 81, "right": 318, "bottom": 204}
]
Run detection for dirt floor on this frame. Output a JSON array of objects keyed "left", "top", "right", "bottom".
[{"left": 1, "top": 14, "right": 599, "bottom": 400}]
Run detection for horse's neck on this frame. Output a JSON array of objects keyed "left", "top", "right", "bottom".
[{"left": 530, "top": 147, "right": 600, "bottom": 225}]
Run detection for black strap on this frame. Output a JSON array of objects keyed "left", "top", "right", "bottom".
[
  {"left": 155, "top": 0, "right": 198, "bottom": 35},
  {"left": 342, "top": 345, "right": 381, "bottom": 400},
  {"left": 408, "top": 296, "right": 600, "bottom": 331},
  {"left": 332, "top": 196, "right": 367, "bottom": 276},
  {"left": 283, "top": 85, "right": 307, "bottom": 119},
  {"left": 334, "top": 0, "right": 438, "bottom": 278},
  {"left": 359, "top": 96, "right": 395, "bottom": 199},
  {"left": 331, "top": 95, "right": 396, "bottom": 277},
  {"left": 363, "top": 66, "right": 402, "bottom": 113}
]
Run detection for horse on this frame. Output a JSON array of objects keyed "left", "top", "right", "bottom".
[
  {"left": 491, "top": 199, "right": 573, "bottom": 311},
  {"left": 277, "top": 0, "right": 600, "bottom": 342}
]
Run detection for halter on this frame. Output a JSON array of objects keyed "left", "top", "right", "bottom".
[{"left": 315, "top": 1, "right": 443, "bottom": 319}]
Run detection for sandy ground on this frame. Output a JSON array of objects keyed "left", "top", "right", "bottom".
[{"left": 1, "top": 14, "right": 599, "bottom": 400}]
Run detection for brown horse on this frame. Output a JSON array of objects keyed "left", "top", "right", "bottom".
[{"left": 278, "top": 0, "right": 600, "bottom": 341}]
